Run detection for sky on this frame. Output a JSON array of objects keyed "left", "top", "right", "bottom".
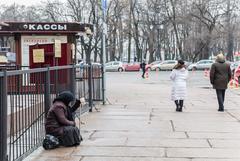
[{"left": 0, "top": 0, "right": 67, "bottom": 6}]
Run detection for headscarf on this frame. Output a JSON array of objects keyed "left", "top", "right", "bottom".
[{"left": 53, "top": 91, "right": 75, "bottom": 106}]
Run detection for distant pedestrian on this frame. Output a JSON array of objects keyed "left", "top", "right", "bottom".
[
  {"left": 134, "top": 56, "right": 137, "bottom": 62},
  {"left": 210, "top": 53, "right": 232, "bottom": 112},
  {"left": 170, "top": 60, "right": 188, "bottom": 112},
  {"left": 140, "top": 60, "right": 146, "bottom": 78}
]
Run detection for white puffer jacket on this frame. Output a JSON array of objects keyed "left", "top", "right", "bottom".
[{"left": 170, "top": 68, "right": 188, "bottom": 101}]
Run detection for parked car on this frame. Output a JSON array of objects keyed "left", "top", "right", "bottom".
[
  {"left": 151, "top": 60, "right": 177, "bottom": 71},
  {"left": 124, "top": 62, "right": 141, "bottom": 71},
  {"left": 188, "top": 59, "right": 214, "bottom": 70},
  {"left": 234, "top": 64, "right": 240, "bottom": 83},
  {"left": 184, "top": 61, "right": 192, "bottom": 68},
  {"left": 105, "top": 61, "right": 124, "bottom": 72},
  {"left": 146, "top": 60, "right": 161, "bottom": 71},
  {"left": 230, "top": 61, "right": 240, "bottom": 72}
]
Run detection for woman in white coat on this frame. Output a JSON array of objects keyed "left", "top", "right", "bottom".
[{"left": 170, "top": 60, "right": 188, "bottom": 112}]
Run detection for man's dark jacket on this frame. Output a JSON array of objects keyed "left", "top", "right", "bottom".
[{"left": 210, "top": 59, "right": 231, "bottom": 89}]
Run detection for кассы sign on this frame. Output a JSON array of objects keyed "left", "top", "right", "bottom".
[
  {"left": 23, "top": 24, "right": 67, "bottom": 31},
  {"left": 0, "top": 22, "right": 93, "bottom": 34}
]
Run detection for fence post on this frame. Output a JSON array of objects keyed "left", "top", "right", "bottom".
[
  {"left": 88, "top": 63, "right": 93, "bottom": 112},
  {"left": 0, "top": 71, "right": 8, "bottom": 161},
  {"left": 44, "top": 67, "right": 51, "bottom": 118},
  {"left": 70, "top": 65, "right": 76, "bottom": 97},
  {"left": 101, "top": 64, "right": 106, "bottom": 104}
]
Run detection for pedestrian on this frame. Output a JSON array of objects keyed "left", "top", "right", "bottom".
[
  {"left": 210, "top": 53, "right": 232, "bottom": 112},
  {"left": 140, "top": 60, "right": 146, "bottom": 78},
  {"left": 170, "top": 60, "right": 188, "bottom": 112},
  {"left": 45, "top": 91, "right": 83, "bottom": 147}
]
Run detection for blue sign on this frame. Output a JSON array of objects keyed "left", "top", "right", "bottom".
[{"left": 102, "top": 0, "right": 107, "bottom": 15}]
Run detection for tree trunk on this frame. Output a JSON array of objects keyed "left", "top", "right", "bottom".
[
  {"left": 148, "top": 31, "right": 155, "bottom": 63},
  {"left": 119, "top": 17, "right": 124, "bottom": 61}
]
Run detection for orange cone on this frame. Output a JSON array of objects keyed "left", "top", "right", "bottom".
[
  {"left": 228, "top": 77, "right": 239, "bottom": 89},
  {"left": 204, "top": 69, "right": 210, "bottom": 78},
  {"left": 192, "top": 68, "right": 196, "bottom": 75},
  {"left": 145, "top": 71, "right": 149, "bottom": 79}
]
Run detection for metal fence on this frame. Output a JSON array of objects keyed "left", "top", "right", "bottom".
[{"left": 0, "top": 64, "right": 103, "bottom": 161}]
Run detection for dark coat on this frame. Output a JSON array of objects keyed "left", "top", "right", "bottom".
[
  {"left": 140, "top": 62, "right": 146, "bottom": 70},
  {"left": 45, "top": 101, "right": 75, "bottom": 136},
  {"left": 45, "top": 91, "right": 82, "bottom": 146},
  {"left": 210, "top": 61, "right": 231, "bottom": 89}
]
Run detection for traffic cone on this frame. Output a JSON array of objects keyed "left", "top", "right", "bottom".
[
  {"left": 145, "top": 71, "right": 149, "bottom": 79},
  {"left": 228, "top": 77, "right": 239, "bottom": 89},
  {"left": 204, "top": 69, "right": 210, "bottom": 78},
  {"left": 192, "top": 68, "right": 196, "bottom": 75},
  {"left": 234, "top": 77, "right": 239, "bottom": 89}
]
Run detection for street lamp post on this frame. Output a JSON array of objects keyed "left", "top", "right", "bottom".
[
  {"left": 101, "top": 0, "right": 107, "bottom": 105},
  {"left": 81, "top": 27, "right": 94, "bottom": 111}
]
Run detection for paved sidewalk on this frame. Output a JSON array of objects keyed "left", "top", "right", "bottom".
[{"left": 24, "top": 72, "right": 240, "bottom": 161}]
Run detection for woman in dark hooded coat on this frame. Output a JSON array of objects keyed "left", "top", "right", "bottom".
[{"left": 45, "top": 91, "right": 82, "bottom": 147}]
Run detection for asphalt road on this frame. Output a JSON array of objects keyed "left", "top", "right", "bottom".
[{"left": 106, "top": 70, "right": 211, "bottom": 88}]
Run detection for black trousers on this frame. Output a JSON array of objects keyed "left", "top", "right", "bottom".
[
  {"left": 216, "top": 89, "right": 226, "bottom": 110},
  {"left": 142, "top": 69, "right": 146, "bottom": 78}
]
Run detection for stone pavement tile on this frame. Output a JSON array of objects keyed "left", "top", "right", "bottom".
[
  {"left": 167, "top": 148, "right": 240, "bottom": 158},
  {"left": 100, "top": 108, "right": 151, "bottom": 112},
  {"left": 86, "top": 115, "right": 149, "bottom": 120},
  {"left": 99, "top": 111, "right": 150, "bottom": 116},
  {"left": 81, "top": 120, "right": 172, "bottom": 132},
  {"left": 174, "top": 121, "right": 240, "bottom": 133},
  {"left": 25, "top": 146, "right": 75, "bottom": 157},
  {"left": 226, "top": 111, "right": 240, "bottom": 120},
  {"left": 62, "top": 156, "right": 82, "bottom": 161},
  {"left": 188, "top": 132, "right": 240, "bottom": 139},
  {"left": 81, "top": 138, "right": 127, "bottom": 146},
  {"left": 24, "top": 156, "right": 82, "bottom": 161},
  {"left": 208, "top": 139, "right": 240, "bottom": 148},
  {"left": 72, "top": 147, "right": 165, "bottom": 157},
  {"left": 102, "top": 105, "right": 126, "bottom": 109},
  {"left": 91, "top": 131, "right": 187, "bottom": 139},
  {"left": 80, "top": 130, "right": 93, "bottom": 140},
  {"left": 23, "top": 147, "right": 79, "bottom": 161},
  {"left": 81, "top": 157, "right": 191, "bottom": 161},
  {"left": 151, "top": 112, "right": 236, "bottom": 122},
  {"left": 192, "top": 159, "right": 240, "bottom": 161},
  {"left": 112, "top": 102, "right": 146, "bottom": 106},
  {"left": 126, "top": 139, "right": 209, "bottom": 148},
  {"left": 24, "top": 156, "right": 62, "bottom": 161},
  {"left": 151, "top": 107, "right": 177, "bottom": 112}
]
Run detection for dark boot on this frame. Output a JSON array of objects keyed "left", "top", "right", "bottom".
[
  {"left": 179, "top": 100, "right": 184, "bottom": 112},
  {"left": 175, "top": 100, "right": 180, "bottom": 112}
]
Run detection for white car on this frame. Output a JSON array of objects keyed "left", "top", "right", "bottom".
[
  {"left": 230, "top": 61, "right": 240, "bottom": 72},
  {"left": 105, "top": 61, "right": 124, "bottom": 72},
  {"left": 151, "top": 60, "right": 177, "bottom": 71},
  {"left": 188, "top": 60, "right": 214, "bottom": 70}
]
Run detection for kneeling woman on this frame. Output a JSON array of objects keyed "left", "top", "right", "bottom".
[{"left": 45, "top": 91, "right": 82, "bottom": 147}]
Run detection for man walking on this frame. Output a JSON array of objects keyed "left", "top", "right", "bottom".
[
  {"left": 210, "top": 53, "right": 232, "bottom": 112},
  {"left": 140, "top": 60, "right": 146, "bottom": 78}
]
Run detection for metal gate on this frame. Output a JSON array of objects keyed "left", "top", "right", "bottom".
[{"left": 0, "top": 64, "right": 104, "bottom": 161}]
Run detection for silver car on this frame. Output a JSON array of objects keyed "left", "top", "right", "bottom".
[
  {"left": 188, "top": 59, "right": 214, "bottom": 70},
  {"left": 151, "top": 60, "right": 177, "bottom": 71},
  {"left": 105, "top": 61, "right": 124, "bottom": 72}
]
